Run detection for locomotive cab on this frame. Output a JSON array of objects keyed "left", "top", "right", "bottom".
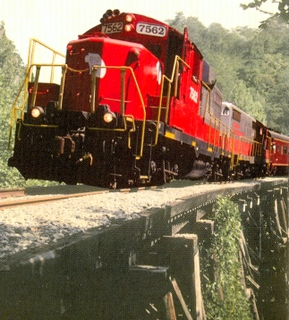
[{"left": 63, "top": 35, "right": 163, "bottom": 120}]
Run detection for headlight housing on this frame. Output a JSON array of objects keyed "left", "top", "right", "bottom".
[
  {"left": 88, "top": 104, "right": 119, "bottom": 128},
  {"left": 103, "top": 111, "right": 116, "bottom": 123},
  {"left": 31, "top": 106, "right": 44, "bottom": 119}
]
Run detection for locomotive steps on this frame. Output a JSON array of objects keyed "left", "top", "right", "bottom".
[{"left": 0, "top": 177, "right": 288, "bottom": 319}]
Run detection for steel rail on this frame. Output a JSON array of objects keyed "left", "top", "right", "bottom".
[{"left": 0, "top": 190, "right": 109, "bottom": 210}]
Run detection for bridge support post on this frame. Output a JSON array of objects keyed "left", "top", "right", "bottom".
[
  {"left": 163, "top": 291, "right": 177, "bottom": 320},
  {"left": 258, "top": 186, "right": 288, "bottom": 319},
  {"left": 127, "top": 265, "right": 170, "bottom": 318},
  {"left": 164, "top": 234, "right": 206, "bottom": 320}
]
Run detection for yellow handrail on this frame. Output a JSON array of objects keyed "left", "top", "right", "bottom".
[
  {"left": 27, "top": 38, "right": 65, "bottom": 82},
  {"left": 150, "top": 55, "right": 190, "bottom": 147},
  {"left": 9, "top": 55, "right": 146, "bottom": 161},
  {"left": 88, "top": 65, "right": 146, "bottom": 159},
  {"left": 8, "top": 39, "right": 65, "bottom": 150}
]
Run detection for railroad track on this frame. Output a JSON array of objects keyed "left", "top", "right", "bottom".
[
  {"left": 0, "top": 189, "right": 109, "bottom": 210},
  {"left": 0, "top": 188, "right": 25, "bottom": 199},
  {"left": 0, "top": 177, "right": 272, "bottom": 210},
  {"left": 0, "top": 183, "right": 162, "bottom": 210}
]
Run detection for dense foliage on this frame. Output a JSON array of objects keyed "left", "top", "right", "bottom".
[
  {"left": 0, "top": 22, "right": 58, "bottom": 188},
  {"left": 1, "top": 11, "right": 288, "bottom": 187},
  {"left": 0, "top": 22, "right": 26, "bottom": 187},
  {"left": 201, "top": 197, "right": 253, "bottom": 319}
]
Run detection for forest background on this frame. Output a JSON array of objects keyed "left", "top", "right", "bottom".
[{"left": 0, "top": 8, "right": 288, "bottom": 188}]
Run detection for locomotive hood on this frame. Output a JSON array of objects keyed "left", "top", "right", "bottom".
[{"left": 63, "top": 35, "right": 163, "bottom": 117}]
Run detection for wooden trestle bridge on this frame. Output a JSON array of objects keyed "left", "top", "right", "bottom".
[{"left": 0, "top": 177, "right": 288, "bottom": 319}]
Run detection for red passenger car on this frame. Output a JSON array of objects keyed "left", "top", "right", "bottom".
[{"left": 266, "top": 130, "right": 289, "bottom": 175}]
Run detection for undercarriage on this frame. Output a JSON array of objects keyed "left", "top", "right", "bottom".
[
  {"left": 9, "top": 112, "right": 268, "bottom": 189},
  {"left": 9, "top": 117, "right": 198, "bottom": 188}
]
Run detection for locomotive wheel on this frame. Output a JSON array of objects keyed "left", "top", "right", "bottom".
[{"left": 162, "top": 160, "right": 178, "bottom": 184}]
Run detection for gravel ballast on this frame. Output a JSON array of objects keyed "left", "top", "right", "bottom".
[{"left": 0, "top": 178, "right": 285, "bottom": 260}]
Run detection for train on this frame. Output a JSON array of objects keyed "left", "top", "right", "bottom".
[{"left": 8, "top": 9, "right": 289, "bottom": 188}]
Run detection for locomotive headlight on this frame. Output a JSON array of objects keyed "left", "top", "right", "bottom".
[
  {"left": 124, "top": 24, "right": 134, "bottom": 32},
  {"left": 103, "top": 111, "right": 116, "bottom": 123},
  {"left": 125, "top": 14, "right": 134, "bottom": 23},
  {"left": 31, "top": 106, "right": 44, "bottom": 118},
  {"left": 124, "top": 14, "right": 135, "bottom": 32}
]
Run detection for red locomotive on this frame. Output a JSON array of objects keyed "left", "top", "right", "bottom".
[{"left": 8, "top": 9, "right": 289, "bottom": 188}]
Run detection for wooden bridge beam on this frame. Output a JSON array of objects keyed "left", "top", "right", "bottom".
[{"left": 164, "top": 234, "right": 206, "bottom": 320}]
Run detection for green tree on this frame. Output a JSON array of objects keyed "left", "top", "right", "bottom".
[
  {"left": 265, "top": 60, "right": 289, "bottom": 132},
  {"left": 238, "top": 23, "right": 289, "bottom": 133},
  {"left": 241, "top": 0, "right": 289, "bottom": 26},
  {"left": 228, "top": 80, "right": 267, "bottom": 123},
  {"left": 0, "top": 21, "right": 27, "bottom": 187},
  {"left": 203, "top": 197, "right": 253, "bottom": 319}
]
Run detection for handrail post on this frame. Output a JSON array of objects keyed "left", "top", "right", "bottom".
[
  {"left": 165, "top": 77, "right": 172, "bottom": 123},
  {"left": 90, "top": 66, "right": 97, "bottom": 113},
  {"left": 174, "top": 60, "right": 179, "bottom": 97},
  {"left": 29, "top": 40, "right": 37, "bottom": 81},
  {"left": 151, "top": 56, "right": 190, "bottom": 148},
  {"left": 120, "top": 68, "right": 126, "bottom": 115},
  {"left": 50, "top": 52, "right": 57, "bottom": 83},
  {"left": 58, "top": 64, "right": 67, "bottom": 111},
  {"left": 30, "top": 66, "right": 41, "bottom": 110}
]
